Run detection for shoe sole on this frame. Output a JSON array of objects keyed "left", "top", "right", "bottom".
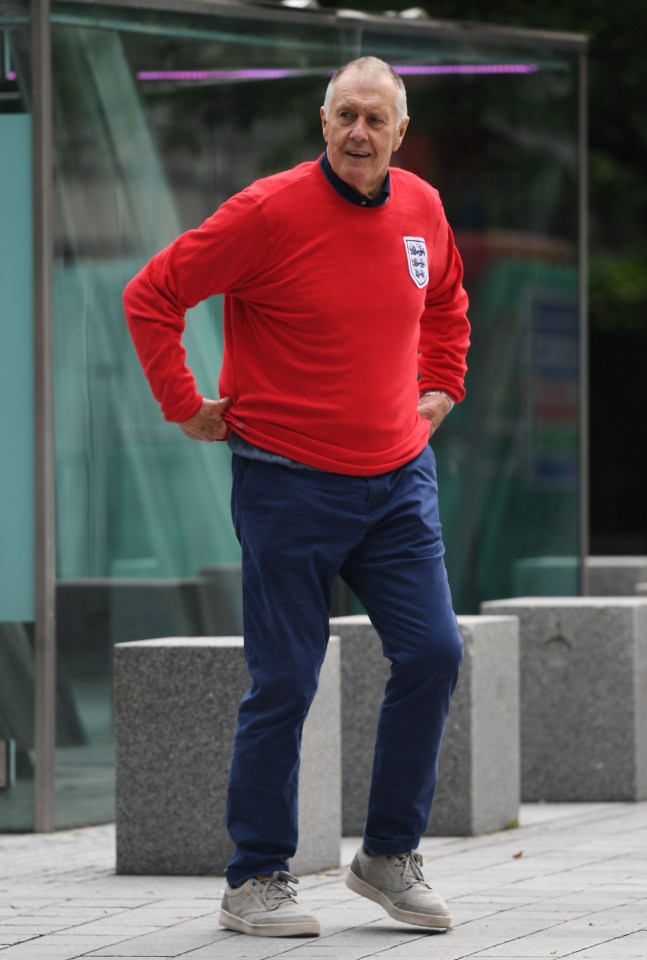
[
  {"left": 345, "top": 870, "right": 452, "bottom": 930},
  {"left": 219, "top": 908, "right": 320, "bottom": 938}
]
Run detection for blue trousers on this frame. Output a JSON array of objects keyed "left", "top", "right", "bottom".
[{"left": 225, "top": 445, "right": 463, "bottom": 886}]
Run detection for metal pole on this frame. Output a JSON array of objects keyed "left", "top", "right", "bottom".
[
  {"left": 578, "top": 49, "right": 589, "bottom": 594},
  {"left": 32, "top": 0, "right": 57, "bottom": 832}
]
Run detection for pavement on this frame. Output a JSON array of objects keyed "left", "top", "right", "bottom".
[{"left": 1, "top": 802, "right": 646, "bottom": 960}]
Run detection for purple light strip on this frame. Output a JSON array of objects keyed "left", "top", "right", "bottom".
[
  {"left": 5, "top": 64, "right": 539, "bottom": 84},
  {"left": 138, "top": 67, "right": 295, "bottom": 81},
  {"left": 137, "top": 63, "right": 538, "bottom": 82},
  {"left": 395, "top": 64, "right": 538, "bottom": 75}
]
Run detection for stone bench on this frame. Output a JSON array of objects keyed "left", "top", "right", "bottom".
[
  {"left": 481, "top": 597, "right": 647, "bottom": 801},
  {"left": 585, "top": 556, "right": 647, "bottom": 596},
  {"left": 115, "top": 636, "right": 341, "bottom": 875},
  {"left": 330, "top": 614, "right": 520, "bottom": 837}
]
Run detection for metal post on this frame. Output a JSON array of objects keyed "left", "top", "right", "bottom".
[
  {"left": 578, "top": 49, "right": 589, "bottom": 594},
  {"left": 32, "top": 0, "right": 57, "bottom": 832}
]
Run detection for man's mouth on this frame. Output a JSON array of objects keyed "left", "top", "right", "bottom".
[{"left": 346, "top": 151, "right": 370, "bottom": 158}]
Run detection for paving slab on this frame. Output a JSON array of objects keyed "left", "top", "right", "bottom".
[{"left": 0, "top": 803, "right": 646, "bottom": 958}]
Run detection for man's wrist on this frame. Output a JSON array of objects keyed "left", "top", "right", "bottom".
[{"left": 419, "top": 390, "right": 455, "bottom": 412}]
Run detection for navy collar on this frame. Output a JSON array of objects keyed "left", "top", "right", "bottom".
[{"left": 319, "top": 152, "right": 390, "bottom": 208}]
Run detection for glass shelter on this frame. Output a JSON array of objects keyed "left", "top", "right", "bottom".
[{"left": 0, "top": 0, "right": 587, "bottom": 830}]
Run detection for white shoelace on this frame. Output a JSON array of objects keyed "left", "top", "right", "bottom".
[
  {"left": 394, "top": 851, "right": 429, "bottom": 888},
  {"left": 261, "top": 871, "right": 300, "bottom": 909}
]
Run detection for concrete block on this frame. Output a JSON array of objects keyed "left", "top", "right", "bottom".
[
  {"left": 330, "top": 614, "right": 520, "bottom": 837},
  {"left": 585, "top": 557, "right": 647, "bottom": 596},
  {"left": 294, "top": 637, "right": 342, "bottom": 875},
  {"left": 432, "top": 616, "right": 520, "bottom": 836},
  {"left": 331, "top": 616, "right": 388, "bottom": 837},
  {"left": 481, "top": 597, "right": 647, "bottom": 801},
  {"left": 115, "top": 636, "right": 341, "bottom": 875},
  {"left": 636, "top": 582, "right": 647, "bottom": 596}
]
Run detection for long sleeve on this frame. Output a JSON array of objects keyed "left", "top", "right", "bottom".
[
  {"left": 124, "top": 160, "right": 469, "bottom": 474},
  {"left": 417, "top": 214, "right": 470, "bottom": 402},
  {"left": 123, "top": 193, "right": 270, "bottom": 422}
]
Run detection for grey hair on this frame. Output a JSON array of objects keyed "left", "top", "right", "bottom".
[{"left": 322, "top": 56, "right": 408, "bottom": 124}]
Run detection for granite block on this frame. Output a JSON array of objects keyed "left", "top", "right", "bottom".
[
  {"left": 293, "top": 635, "right": 342, "bottom": 876},
  {"left": 330, "top": 616, "right": 388, "bottom": 837},
  {"left": 115, "top": 636, "right": 341, "bottom": 875},
  {"left": 330, "top": 614, "right": 520, "bottom": 837},
  {"left": 432, "top": 615, "right": 520, "bottom": 836},
  {"left": 584, "top": 557, "right": 647, "bottom": 596},
  {"left": 481, "top": 597, "right": 647, "bottom": 801}
]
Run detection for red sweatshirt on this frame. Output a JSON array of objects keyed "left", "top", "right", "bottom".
[{"left": 123, "top": 160, "right": 470, "bottom": 475}]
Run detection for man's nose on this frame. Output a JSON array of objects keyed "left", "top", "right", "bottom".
[{"left": 349, "top": 116, "right": 369, "bottom": 138}]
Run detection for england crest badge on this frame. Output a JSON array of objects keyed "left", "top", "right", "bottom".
[{"left": 403, "top": 236, "right": 429, "bottom": 289}]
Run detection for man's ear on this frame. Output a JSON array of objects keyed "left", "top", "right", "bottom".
[
  {"left": 320, "top": 106, "right": 328, "bottom": 143},
  {"left": 393, "top": 116, "right": 410, "bottom": 153}
]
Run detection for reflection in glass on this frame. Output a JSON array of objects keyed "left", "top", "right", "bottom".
[
  {"left": 48, "top": 2, "right": 582, "bottom": 826},
  {"left": 0, "top": 624, "right": 35, "bottom": 831},
  {"left": 0, "top": 10, "right": 36, "bottom": 832}
]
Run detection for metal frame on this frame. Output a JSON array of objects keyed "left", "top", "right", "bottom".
[
  {"left": 32, "top": 0, "right": 57, "bottom": 833},
  {"left": 578, "top": 49, "right": 589, "bottom": 592},
  {"left": 60, "top": 0, "right": 588, "bottom": 52}
]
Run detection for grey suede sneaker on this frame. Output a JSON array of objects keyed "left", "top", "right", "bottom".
[
  {"left": 219, "top": 871, "right": 320, "bottom": 938},
  {"left": 345, "top": 847, "right": 452, "bottom": 929}
]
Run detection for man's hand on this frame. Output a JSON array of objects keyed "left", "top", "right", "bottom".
[
  {"left": 179, "top": 397, "right": 232, "bottom": 442},
  {"left": 417, "top": 392, "right": 453, "bottom": 438}
]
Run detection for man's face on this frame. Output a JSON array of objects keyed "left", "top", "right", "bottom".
[{"left": 320, "top": 68, "right": 409, "bottom": 200}]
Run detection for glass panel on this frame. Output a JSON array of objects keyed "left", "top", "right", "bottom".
[
  {"left": 51, "top": 1, "right": 582, "bottom": 825},
  {"left": 0, "top": 4, "right": 35, "bottom": 832},
  {"left": 51, "top": 1, "right": 345, "bottom": 828},
  {"left": 359, "top": 28, "right": 581, "bottom": 610}
]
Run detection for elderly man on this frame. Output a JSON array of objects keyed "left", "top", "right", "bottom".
[{"left": 124, "top": 56, "right": 470, "bottom": 939}]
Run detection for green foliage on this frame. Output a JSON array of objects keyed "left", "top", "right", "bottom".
[{"left": 590, "top": 255, "right": 647, "bottom": 332}]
